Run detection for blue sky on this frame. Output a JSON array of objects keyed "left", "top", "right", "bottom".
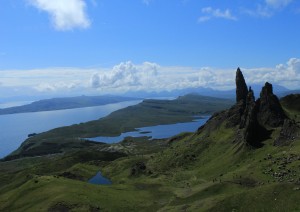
[{"left": 0, "top": 0, "right": 300, "bottom": 99}]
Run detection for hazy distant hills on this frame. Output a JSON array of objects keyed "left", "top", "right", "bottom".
[
  {"left": 124, "top": 83, "right": 296, "bottom": 99},
  {"left": 0, "top": 95, "right": 140, "bottom": 115},
  {"left": 0, "top": 83, "right": 298, "bottom": 116}
]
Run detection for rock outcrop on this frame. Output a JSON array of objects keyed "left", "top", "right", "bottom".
[
  {"left": 257, "top": 82, "right": 287, "bottom": 127},
  {"left": 241, "top": 88, "right": 259, "bottom": 144},
  {"left": 234, "top": 70, "right": 293, "bottom": 146},
  {"left": 240, "top": 87, "right": 256, "bottom": 129},
  {"left": 199, "top": 67, "right": 297, "bottom": 147},
  {"left": 236, "top": 68, "right": 248, "bottom": 103}
]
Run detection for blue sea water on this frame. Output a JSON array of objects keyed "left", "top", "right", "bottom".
[
  {"left": 0, "top": 100, "right": 141, "bottom": 158},
  {"left": 87, "top": 116, "right": 210, "bottom": 143},
  {"left": 0, "top": 99, "right": 211, "bottom": 159}
]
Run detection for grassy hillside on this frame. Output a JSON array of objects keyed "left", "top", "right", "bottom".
[
  {"left": 281, "top": 93, "right": 300, "bottom": 113},
  {"left": 0, "top": 95, "right": 299, "bottom": 211},
  {"left": 0, "top": 95, "right": 139, "bottom": 115},
  {"left": 7, "top": 94, "right": 233, "bottom": 159}
]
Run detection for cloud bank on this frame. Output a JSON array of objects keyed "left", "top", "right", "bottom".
[
  {"left": 28, "top": 0, "right": 90, "bottom": 30},
  {"left": 0, "top": 58, "right": 299, "bottom": 98},
  {"left": 90, "top": 61, "right": 159, "bottom": 91}
]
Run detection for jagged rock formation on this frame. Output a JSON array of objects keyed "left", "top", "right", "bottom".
[
  {"left": 234, "top": 70, "right": 293, "bottom": 146},
  {"left": 257, "top": 82, "right": 287, "bottom": 127},
  {"left": 236, "top": 68, "right": 248, "bottom": 103},
  {"left": 241, "top": 88, "right": 260, "bottom": 145},
  {"left": 240, "top": 87, "right": 256, "bottom": 129},
  {"left": 199, "top": 68, "right": 297, "bottom": 147}
]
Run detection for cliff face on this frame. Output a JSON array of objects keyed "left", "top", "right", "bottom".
[
  {"left": 199, "top": 68, "right": 296, "bottom": 147},
  {"left": 236, "top": 68, "right": 248, "bottom": 103},
  {"left": 257, "top": 82, "right": 287, "bottom": 127},
  {"left": 234, "top": 69, "right": 292, "bottom": 146}
]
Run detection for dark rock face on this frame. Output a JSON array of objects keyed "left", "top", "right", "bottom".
[
  {"left": 236, "top": 68, "right": 248, "bottom": 103},
  {"left": 241, "top": 89, "right": 259, "bottom": 144},
  {"left": 200, "top": 68, "right": 293, "bottom": 147},
  {"left": 226, "top": 101, "right": 245, "bottom": 128},
  {"left": 239, "top": 87, "right": 270, "bottom": 147},
  {"left": 240, "top": 87, "right": 256, "bottom": 129},
  {"left": 257, "top": 82, "right": 287, "bottom": 127}
]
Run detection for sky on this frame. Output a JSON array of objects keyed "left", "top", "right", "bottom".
[{"left": 0, "top": 0, "right": 300, "bottom": 100}]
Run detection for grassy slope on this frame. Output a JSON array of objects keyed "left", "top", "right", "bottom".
[
  {"left": 0, "top": 96, "right": 299, "bottom": 211},
  {"left": 1, "top": 119, "right": 299, "bottom": 211},
  {"left": 7, "top": 94, "right": 233, "bottom": 158},
  {"left": 281, "top": 94, "right": 300, "bottom": 115}
]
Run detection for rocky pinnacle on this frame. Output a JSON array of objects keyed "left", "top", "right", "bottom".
[
  {"left": 235, "top": 68, "right": 248, "bottom": 103},
  {"left": 257, "top": 82, "right": 287, "bottom": 127}
]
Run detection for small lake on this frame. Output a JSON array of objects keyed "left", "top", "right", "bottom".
[
  {"left": 87, "top": 116, "right": 210, "bottom": 143},
  {"left": 88, "top": 172, "right": 112, "bottom": 185},
  {"left": 0, "top": 100, "right": 141, "bottom": 158}
]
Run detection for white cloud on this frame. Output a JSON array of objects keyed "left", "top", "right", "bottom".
[
  {"left": 28, "top": 0, "right": 90, "bottom": 31},
  {"left": 199, "top": 7, "right": 237, "bottom": 22},
  {"left": 0, "top": 58, "right": 299, "bottom": 98},
  {"left": 265, "top": 0, "right": 293, "bottom": 8},
  {"left": 244, "top": 58, "right": 300, "bottom": 88},
  {"left": 91, "top": 61, "right": 159, "bottom": 91},
  {"left": 242, "top": 0, "right": 293, "bottom": 18}
]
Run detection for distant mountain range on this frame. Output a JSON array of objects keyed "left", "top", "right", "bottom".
[
  {"left": 0, "top": 83, "right": 298, "bottom": 116},
  {"left": 0, "top": 95, "right": 140, "bottom": 115},
  {"left": 124, "top": 84, "right": 298, "bottom": 99}
]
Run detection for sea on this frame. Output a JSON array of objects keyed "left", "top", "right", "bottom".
[{"left": 0, "top": 100, "right": 209, "bottom": 158}]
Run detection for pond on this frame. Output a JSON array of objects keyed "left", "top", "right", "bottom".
[{"left": 88, "top": 172, "right": 112, "bottom": 185}]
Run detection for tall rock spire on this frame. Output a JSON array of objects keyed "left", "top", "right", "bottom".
[
  {"left": 257, "top": 82, "right": 287, "bottom": 127},
  {"left": 235, "top": 68, "right": 248, "bottom": 103}
]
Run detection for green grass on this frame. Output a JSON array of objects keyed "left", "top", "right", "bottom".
[
  {"left": 0, "top": 176, "right": 173, "bottom": 212},
  {"left": 0, "top": 96, "right": 299, "bottom": 211}
]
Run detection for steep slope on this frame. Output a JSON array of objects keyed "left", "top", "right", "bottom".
[
  {"left": 281, "top": 93, "right": 300, "bottom": 113},
  {"left": 0, "top": 69, "right": 299, "bottom": 211}
]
